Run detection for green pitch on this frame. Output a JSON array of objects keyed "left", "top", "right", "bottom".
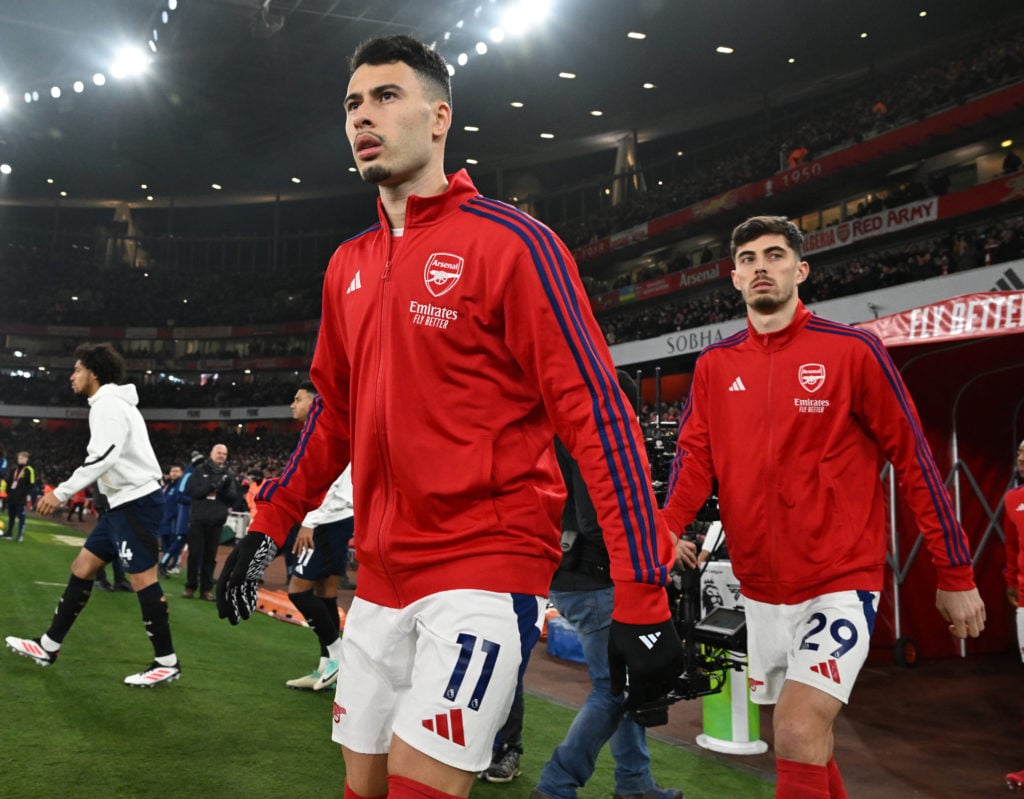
[{"left": 0, "top": 518, "right": 772, "bottom": 798}]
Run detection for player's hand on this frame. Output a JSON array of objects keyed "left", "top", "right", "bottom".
[
  {"left": 674, "top": 537, "right": 698, "bottom": 569},
  {"left": 293, "top": 525, "right": 315, "bottom": 554},
  {"left": 216, "top": 532, "right": 277, "bottom": 625},
  {"left": 35, "top": 493, "right": 61, "bottom": 517},
  {"left": 936, "top": 587, "right": 986, "bottom": 638},
  {"left": 1007, "top": 586, "right": 1019, "bottom": 608},
  {"left": 608, "top": 618, "right": 684, "bottom": 711}
]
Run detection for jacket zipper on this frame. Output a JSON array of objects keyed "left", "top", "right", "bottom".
[
  {"left": 764, "top": 334, "right": 777, "bottom": 581},
  {"left": 375, "top": 232, "right": 400, "bottom": 601}
]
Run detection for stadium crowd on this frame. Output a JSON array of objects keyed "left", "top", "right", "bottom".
[
  {"left": 1, "top": 210, "right": 1021, "bottom": 409},
  {"left": 0, "top": 245, "right": 323, "bottom": 328},
  {"left": 0, "top": 423, "right": 297, "bottom": 502},
  {"left": 0, "top": 371, "right": 302, "bottom": 410},
  {"left": 599, "top": 212, "right": 1024, "bottom": 345},
  {"left": 2, "top": 22, "right": 1022, "bottom": 336},
  {"left": 553, "top": 21, "right": 1024, "bottom": 249}
]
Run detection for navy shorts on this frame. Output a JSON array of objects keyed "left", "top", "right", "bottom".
[
  {"left": 292, "top": 517, "right": 353, "bottom": 582},
  {"left": 84, "top": 490, "right": 164, "bottom": 574}
]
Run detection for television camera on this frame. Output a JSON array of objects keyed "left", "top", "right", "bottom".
[{"left": 637, "top": 505, "right": 748, "bottom": 728}]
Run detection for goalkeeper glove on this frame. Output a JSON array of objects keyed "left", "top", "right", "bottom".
[
  {"left": 216, "top": 532, "right": 278, "bottom": 625},
  {"left": 608, "top": 617, "right": 684, "bottom": 711}
]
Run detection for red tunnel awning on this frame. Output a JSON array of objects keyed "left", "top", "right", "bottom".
[{"left": 856, "top": 290, "right": 1024, "bottom": 347}]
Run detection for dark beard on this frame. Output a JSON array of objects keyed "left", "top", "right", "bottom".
[
  {"left": 360, "top": 164, "right": 391, "bottom": 184},
  {"left": 747, "top": 294, "right": 783, "bottom": 313},
  {"left": 747, "top": 283, "right": 794, "bottom": 313}
]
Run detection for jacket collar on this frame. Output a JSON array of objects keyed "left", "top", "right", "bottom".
[
  {"left": 375, "top": 169, "right": 478, "bottom": 230},
  {"left": 746, "top": 301, "right": 812, "bottom": 350}
]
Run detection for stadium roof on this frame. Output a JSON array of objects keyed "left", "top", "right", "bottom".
[{"left": 0, "top": 0, "right": 1021, "bottom": 208}]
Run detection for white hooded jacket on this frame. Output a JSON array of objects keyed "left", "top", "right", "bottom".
[
  {"left": 300, "top": 465, "right": 353, "bottom": 528},
  {"left": 53, "top": 383, "right": 162, "bottom": 508}
]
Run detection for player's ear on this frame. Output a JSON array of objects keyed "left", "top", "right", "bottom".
[{"left": 432, "top": 100, "right": 452, "bottom": 140}]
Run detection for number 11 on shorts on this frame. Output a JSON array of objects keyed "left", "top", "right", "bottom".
[{"left": 443, "top": 633, "right": 500, "bottom": 711}]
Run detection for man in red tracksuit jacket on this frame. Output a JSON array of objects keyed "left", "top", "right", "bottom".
[
  {"left": 661, "top": 215, "right": 986, "bottom": 799},
  {"left": 1002, "top": 439, "right": 1024, "bottom": 643},
  {"left": 1003, "top": 440, "right": 1024, "bottom": 789},
  {"left": 217, "top": 34, "right": 681, "bottom": 799}
]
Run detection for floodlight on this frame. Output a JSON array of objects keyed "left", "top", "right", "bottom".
[
  {"left": 110, "top": 46, "right": 150, "bottom": 80},
  {"left": 502, "top": 0, "right": 550, "bottom": 34},
  {"left": 502, "top": 8, "right": 528, "bottom": 35}
]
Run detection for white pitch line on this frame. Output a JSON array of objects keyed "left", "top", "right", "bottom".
[{"left": 50, "top": 535, "right": 86, "bottom": 547}]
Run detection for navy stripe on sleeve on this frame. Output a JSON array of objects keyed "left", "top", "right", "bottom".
[
  {"left": 805, "top": 317, "right": 970, "bottom": 565},
  {"left": 464, "top": 196, "right": 663, "bottom": 584},
  {"left": 259, "top": 394, "right": 325, "bottom": 502}
]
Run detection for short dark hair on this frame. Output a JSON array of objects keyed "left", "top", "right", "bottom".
[
  {"left": 297, "top": 380, "right": 316, "bottom": 395},
  {"left": 350, "top": 34, "right": 452, "bottom": 108},
  {"left": 74, "top": 342, "right": 126, "bottom": 386},
  {"left": 730, "top": 216, "right": 804, "bottom": 259}
]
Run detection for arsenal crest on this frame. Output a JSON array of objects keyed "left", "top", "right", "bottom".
[
  {"left": 423, "top": 252, "right": 464, "bottom": 297},
  {"left": 798, "top": 363, "right": 826, "bottom": 393}
]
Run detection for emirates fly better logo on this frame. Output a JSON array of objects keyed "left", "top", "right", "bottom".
[
  {"left": 424, "top": 252, "right": 464, "bottom": 297},
  {"left": 798, "top": 363, "right": 826, "bottom": 393}
]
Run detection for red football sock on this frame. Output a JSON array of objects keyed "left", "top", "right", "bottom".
[
  {"left": 344, "top": 783, "right": 386, "bottom": 799},
  {"left": 826, "top": 758, "right": 848, "bottom": 799},
  {"left": 775, "top": 758, "right": 830, "bottom": 799},
  {"left": 387, "top": 775, "right": 465, "bottom": 799}
]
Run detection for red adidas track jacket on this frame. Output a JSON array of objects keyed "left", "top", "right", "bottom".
[
  {"left": 256, "top": 170, "right": 674, "bottom": 622},
  {"left": 1003, "top": 485, "right": 1024, "bottom": 595},
  {"left": 662, "top": 302, "right": 975, "bottom": 604}
]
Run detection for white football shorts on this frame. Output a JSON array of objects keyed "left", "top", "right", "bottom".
[
  {"left": 331, "top": 589, "right": 546, "bottom": 771},
  {"left": 1017, "top": 606, "right": 1024, "bottom": 663},
  {"left": 744, "top": 589, "right": 878, "bottom": 705}
]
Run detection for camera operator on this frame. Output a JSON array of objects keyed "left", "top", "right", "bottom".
[
  {"left": 531, "top": 370, "right": 696, "bottom": 799},
  {"left": 183, "top": 444, "right": 238, "bottom": 600}
]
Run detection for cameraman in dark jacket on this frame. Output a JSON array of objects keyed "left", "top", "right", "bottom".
[
  {"left": 530, "top": 372, "right": 696, "bottom": 799},
  {"left": 182, "top": 444, "right": 238, "bottom": 600}
]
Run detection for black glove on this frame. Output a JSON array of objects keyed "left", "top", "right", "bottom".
[
  {"left": 608, "top": 618, "right": 684, "bottom": 711},
  {"left": 216, "top": 532, "right": 278, "bottom": 625}
]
